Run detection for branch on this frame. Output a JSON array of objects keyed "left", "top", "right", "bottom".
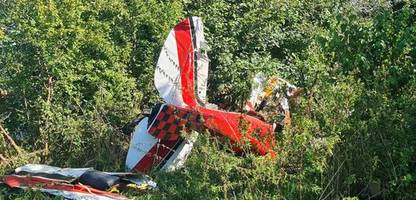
[
  {"left": 47, "top": 76, "right": 53, "bottom": 103},
  {"left": 0, "top": 123, "right": 21, "bottom": 155},
  {"left": 0, "top": 154, "right": 7, "bottom": 162}
]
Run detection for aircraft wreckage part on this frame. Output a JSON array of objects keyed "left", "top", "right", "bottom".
[
  {"left": 197, "top": 106, "right": 276, "bottom": 157},
  {"left": 126, "top": 117, "right": 158, "bottom": 171},
  {"left": 3, "top": 164, "right": 157, "bottom": 199},
  {"left": 126, "top": 111, "right": 197, "bottom": 173},
  {"left": 155, "top": 16, "right": 208, "bottom": 108},
  {"left": 174, "top": 17, "right": 196, "bottom": 107},
  {"left": 15, "top": 164, "right": 91, "bottom": 179},
  {"left": 126, "top": 102, "right": 276, "bottom": 173},
  {"left": 4, "top": 175, "right": 127, "bottom": 200},
  {"left": 147, "top": 103, "right": 204, "bottom": 140},
  {"left": 129, "top": 16, "right": 209, "bottom": 173},
  {"left": 146, "top": 104, "right": 276, "bottom": 156},
  {"left": 131, "top": 16, "right": 208, "bottom": 173}
]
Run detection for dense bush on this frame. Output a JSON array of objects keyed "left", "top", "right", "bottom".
[
  {"left": 0, "top": 0, "right": 182, "bottom": 169},
  {"left": 320, "top": 2, "right": 416, "bottom": 199},
  {"left": 1, "top": 0, "right": 415, "bottom": 199}
]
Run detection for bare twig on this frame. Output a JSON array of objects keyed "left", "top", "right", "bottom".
[
  {"left": 306, "top": 89, "right": 315, "bottom": 117},
  {"left": 47, "top": 76, "right": 53, "bottom": 103},
  {"left": 320, "top": 189, "right": 334, "bottom": 200},
  {"left": 319, "top": 160, "right": 345, "bottom": 200},
  {"left": 0, "top": 154, "right": 7, "bottom": 162},
  {"left": 0, "top": 123, "right": 21, "bottom": 155},
  {"left": 379, "top": 132, "right": 397, "bottom": 177}
]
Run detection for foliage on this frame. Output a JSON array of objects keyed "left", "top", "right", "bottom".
[
  {"left": 1, "top": 0, "right": 415, "bottom": 199},
  {"left": 0, "top": 0, "right": 182, "bottom": 169},
  {"left": 320, "top": 2, "right": 416, "bottom": 199}
]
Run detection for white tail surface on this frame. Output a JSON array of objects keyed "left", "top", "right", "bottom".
[{"left": 155, "top": 16, "right": 209, "bottom": 108}]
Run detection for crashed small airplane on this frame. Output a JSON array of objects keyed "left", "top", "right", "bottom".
[
  {"left": 1, "top": 17, "right": 300, "bottom": 199},
  {"left": 126, "top": 16, "right": 300, "bottom": 173}
]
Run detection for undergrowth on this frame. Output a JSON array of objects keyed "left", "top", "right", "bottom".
[{"left": 1, "top": 0, "right": 415, "bottom": 199}]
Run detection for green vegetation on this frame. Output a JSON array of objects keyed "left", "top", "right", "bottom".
[{"left": 1, "top": 0, "right": 415, "bottom": 199}]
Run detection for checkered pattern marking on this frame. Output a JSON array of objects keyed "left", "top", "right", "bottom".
[{"left": 148, "top": 104, "right": 204, "bottom": 141}]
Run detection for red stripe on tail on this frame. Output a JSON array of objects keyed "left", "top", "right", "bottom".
[{"left": 174, "top": 18, "right": 196, "bottom": 107}]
